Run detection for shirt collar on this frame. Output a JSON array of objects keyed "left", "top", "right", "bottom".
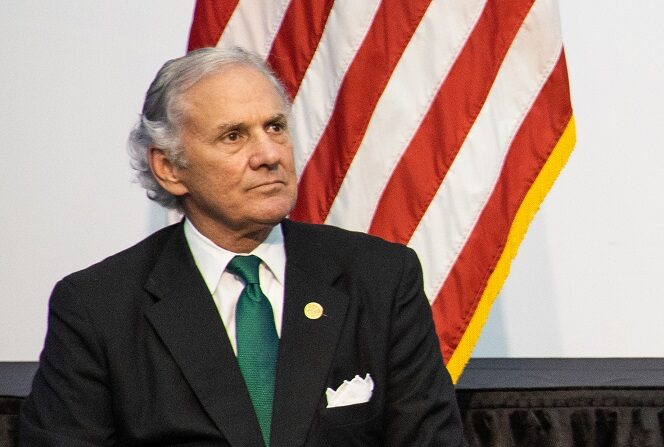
[{"left": 184, "top": 219, "right": 286, "bottom": 294}]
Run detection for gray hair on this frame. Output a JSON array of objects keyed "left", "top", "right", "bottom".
[{"left": 128, "top": 47, "right": 291, "bottom": 210}]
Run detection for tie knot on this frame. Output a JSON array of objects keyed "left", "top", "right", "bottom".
[{"left": 226, "top": 255, "right": 262, "bottom": 285}]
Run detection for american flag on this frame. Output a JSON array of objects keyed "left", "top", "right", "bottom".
[{"left": 187, "top": 0, "right": 576, "bottom": 382}]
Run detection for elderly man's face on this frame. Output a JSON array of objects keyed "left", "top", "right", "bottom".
[{"left": 169, "top": 65, "right": 297, "bottom": 239}]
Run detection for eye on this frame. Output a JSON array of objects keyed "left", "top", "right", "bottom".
[
  {"left": 222, "top": 130, "right": 241, "bottom": 143},
  {"left": 267, "top": 121, "right": 287, "bottom": 134}
]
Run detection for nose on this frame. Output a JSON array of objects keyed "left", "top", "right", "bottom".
[{"left": 248, "top": 132, "right": 284, "bottom": 170}]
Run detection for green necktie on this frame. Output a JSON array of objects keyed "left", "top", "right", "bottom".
[{"left": 227, "top": 255, "right": 278, "bottom": 446}]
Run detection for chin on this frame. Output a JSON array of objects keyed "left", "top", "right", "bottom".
[
  {"left": 258, "top": 195, "right": 296, "bottom": 223},
  {"left": 258, "top": 210, "right": 291, "bottom": 226}
]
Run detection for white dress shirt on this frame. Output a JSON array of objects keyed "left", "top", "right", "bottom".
[{"left": 184, "top": 219, "right": 286, "bottom": 354}]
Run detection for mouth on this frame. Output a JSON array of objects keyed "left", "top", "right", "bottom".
[{"left": 250, "top": 180, "right": 286, "bottom": 191}]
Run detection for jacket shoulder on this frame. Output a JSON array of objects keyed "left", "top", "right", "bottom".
[
  {"left": 62, "top": 223, "right": 181, "bottom": 288},
  {"left": 283, "top": 219, "right": 411, "bottom": 255},
  {"left": 282, "top": 220, "right": 418, "bottom": 282}
]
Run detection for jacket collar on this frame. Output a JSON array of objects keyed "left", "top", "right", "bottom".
[
  {"left": 270, "top": 220, "right": 350, "bottom": 447},
  {"left": 143, "top": 220, "right": 351, "bottom": 447},
  {"left": 144, "top": 223, "right": 265, "bottom": 446}
]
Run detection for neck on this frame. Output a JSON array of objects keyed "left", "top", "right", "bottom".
[{"left": 185, "top": 216, "right": 274, "bottom": 253}]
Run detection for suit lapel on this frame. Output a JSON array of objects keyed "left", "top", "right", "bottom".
[
  {"left": 270, "top": 221, "right": 350, "bottom": 447},
  {"left": 143, "top": 224, "right": 265, "bottom": 447}
]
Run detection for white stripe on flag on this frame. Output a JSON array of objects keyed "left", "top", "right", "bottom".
[
  {"left": 410, "top": 0, "right": 564, "bottom": 301},
  {"left": 291, "top": 0, "right": 382, "bottom": 175},
  {"left": 325, "top": 0, "right": 487, "bottom": 232},
  {"left": 216, "top": 0, "right": 290, "bottom": 58}
]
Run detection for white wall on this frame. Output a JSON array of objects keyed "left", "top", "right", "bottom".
[
  {"left": 1, "top": 1, "right": 662, "bottom": 361},
  {"left": 0, "top": 1, "right": 196, "bottom": 360},
  {"left": 473, "top": 0, "right": 664, "bottom": 357}
]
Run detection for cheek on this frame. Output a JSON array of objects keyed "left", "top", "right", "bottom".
[
  {"left": 281, "top": 147, "right": 297, "bottom": 174},
  {"left": 201, "top": 158, "right": 244, "bottom": 187},
  {"left": 182, "top": 167, "right": 236, "bottom": 205}
]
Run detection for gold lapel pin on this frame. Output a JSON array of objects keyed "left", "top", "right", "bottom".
[{"left": 304, "top": 302, "right": 324, "bottom": 320}]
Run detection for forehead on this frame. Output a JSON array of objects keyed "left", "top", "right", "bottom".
[{"left": 179, "top": 64, "right": 286, "bottom": 123}]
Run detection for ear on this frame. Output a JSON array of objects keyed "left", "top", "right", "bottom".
[{"left": 148, "top": 147, "right": 189, "bottom": 197}]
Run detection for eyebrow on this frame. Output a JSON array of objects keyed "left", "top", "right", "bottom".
[
  {"left": 265, "top": 113, "right": 288, "bottom": 124},
  {"left": 214, "top": 122, "right": 243, "bottom": 133},
  {"left": 214, "top": 113, "right": 288, "bottom": 133}
]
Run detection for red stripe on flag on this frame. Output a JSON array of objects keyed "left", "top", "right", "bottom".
[
  {"left": 290, "top": 0, "right": 432, "bottom": 224},
  {"left": 267, "top": 0, "right": 335, "bottom": 100},
  {"left": 368, "top": 0, "right": 535, "bottom": 244},
  {"left": 187, "top": 0, "right": 239, "bottom": 52},
  {"left": 431, "top": 52, "right": 573, "bottom": 361}
]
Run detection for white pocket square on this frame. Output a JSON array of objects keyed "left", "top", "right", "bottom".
[{"left": 325, "top": 373, "right": 374, "bottom": 408}]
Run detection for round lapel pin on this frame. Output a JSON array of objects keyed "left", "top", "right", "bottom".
[{"left": 304, "top": 302, "right": 324, "bottom": 320}]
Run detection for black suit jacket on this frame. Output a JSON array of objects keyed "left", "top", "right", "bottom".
[{"left": 20, "top": 220, "right": 464, "bottom": 446}]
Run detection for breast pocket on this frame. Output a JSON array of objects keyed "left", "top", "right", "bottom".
[
  {"left": 320, "top": 401, "right": 376, "bottom": 427},
  {"left": 312, "top": 402, "right": 383, "bottom": 447}
]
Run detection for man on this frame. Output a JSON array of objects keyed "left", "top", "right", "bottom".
[{"left": 20, "top": 47, "right": 465, "bottom": 446}]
